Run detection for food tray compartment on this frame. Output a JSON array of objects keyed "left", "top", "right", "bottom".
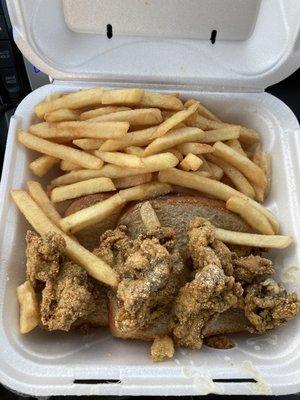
[{"left": 0, "top": 82, "right": 299, "bottom": 397}]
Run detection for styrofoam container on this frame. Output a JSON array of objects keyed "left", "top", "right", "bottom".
[{"left": 0, "top": 0, "right": 300, "bottom": 396}]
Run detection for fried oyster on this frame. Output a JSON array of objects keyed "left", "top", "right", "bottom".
[
  {"left": 94, "top": 225, "right": 186, "bottom": 334},
  {"left": 25, "top": 231, "right": 107, "bottom": 331}
]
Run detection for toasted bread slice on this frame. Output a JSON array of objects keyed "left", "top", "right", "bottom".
[
  {"left": 202, "top": 309, "right": 252, "bottom": 337},
  {"left": 64, "top": 192, "right": 252, "bottom": 252},
  {"left": 112, "top": 196, "right": 253, "bottom": 341},
  {"left": 119, "top": 195, "right": 253, "bottom": 255},
  {"left": 66, "top": 193, "right": 254, "bottom": 340},
  {"left": 109, "top": 298, "right": 251, "bottom": 341}
]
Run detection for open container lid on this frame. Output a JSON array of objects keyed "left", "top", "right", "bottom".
[{"left": 7, "top": 0, "right": 300, "bottom": 91}]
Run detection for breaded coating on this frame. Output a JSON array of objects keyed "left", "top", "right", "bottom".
[
  {"left": 25, "top": 231, "right": 107, "bottom": 331},
  {"left": 26, "top": 231, "right": 65, "bottom": 286},
  {"left": 172, "top": 218, "right": 243, "bottom": 348},
  {"left": 187, "top": 218, "right": 233, "bottom": 276},
  {"left": 151, "top": 336, "right": 175, "bottom": 362},
  {"left": 227, "top": 244, "right": 265, "bottom": 258},
  {"left": 172, "top": 264, "right": 242, "bottom": 349},
  {"left": 68, "top": 281, "right": 108, "bottom": 329},
  {"left": 95, "top": 226, "right": 185, "bottom": 333},
  {"left": 177, "top": 218, "right": 299, "bottom": 343},
  {"left": 204, "top": 335, "right": 235, "bottom": 349},
  {"left": 233, "top": 255, "right": 274, "bottom": 284},
  {"left": 93, "top": 225, "right": 131, "bottom": 272},
  {"left": 244, "top": 278, "right": 300, "bottom": 333},
  {"left": 40, "top": 261, "right": 98, "bottom": 331}
]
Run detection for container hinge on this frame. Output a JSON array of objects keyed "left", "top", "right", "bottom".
[{"left": 51, "top": 79, "right": 265, "bottom": 94}]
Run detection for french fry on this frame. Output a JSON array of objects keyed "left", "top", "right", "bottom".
[
  {"left": 206, "top": 154, "right": 255, "bottom": 199},
  {"left": 167, "top": 148, "right": 183, "bottom": 162},
  {"left": 29, "top": 121, "right": 129, "bottom": 139},
  {"left": 215, "top": 229, "right": 292, "bottom": 249},
  {"left": 102, "top": 88, "right": 144, "bottom": 105},
  {"left": 262, "top": 153, "right": 272, "bottom": 198},
  {"left": 173, "top": 122, "right": 187, "bottom": 129},
  {"left": 205, "top": 160, "right": 223, "bottom": 180},
  {"left": 51, "top": 137, "right": 74, "bottom": 144},
  {"left": 238, "top": 127, "right": 261, "bottom": 146},
  {"left": 151, "top": 102, "right": 199, "bottom": 139},
  {"left": 198, "top": 156, "right": 213, "bottom": 175},
  {"left": 179, "top": 153, "right": 203, "bottom": 171},
  {"left": 51, "top": 177, "right": 116, "bottom": 203},
  {"left": 193, "top": 115, "right": 226, "bottom": 130},
  {"left": 27, "top": 181, "right": 61, "bottom": 226},
  {"left": 226, "top": 196, "right": 274, "bottom": 235},
  {"left": 194, "top": 171, "right": 211, "bottom": 178},
  {"left": 73, "top": 138, "right": 104, "bottom": 150},
  {"left": 90, "top": 108, "right": 163, "bottom": 126},
  {"left": 143, "top": 127, "right": 204, "bottom": 157},
  {"left": 100, "top": 127, "right": 156, "bottom": 151},
  {"left": 158, "top": 168, "right": 239, "bottom": 201},
  {"left": 140, "top": 201, "right": 161, "bottom": 231},
  {"left": 176, "top": 142, "right": 214, "bottom": 155},
  {"left": 161, "top": 110, "right": 176, "bottom": 120},
  {"left": 201, "top": 126, "right": 240, "bottom": 143},
  {"left": 60, "top": 160, "right": 81, "bottom": 171},
  {"left": 252, "top": 146, "right": 272, "bottom": 201},
  {"left": 51, "top": 170, "right": 108, "bottom": 187},
  {"left": 11, "top": 190, "right": 118, "bottom": 286},
  {"left": 184, "top": 100, "right": 198, "bottom": 125},
  {"left": 18, "top": 131, "right": 103, "bottom": 170},
  {"left": 226, "top": 139, "right": 246, "bottom": 156},
  {"left": 114, "top": 173, "right": 152, "bottom": 189},
  {"left": 45, "top": 92, "right": 64, "bottom": 102},
  {"left": 59, "top": 193, "right": 125, "bottom": 234},
  {"left": 17, "top": 281, "right": 39, "bottom": 334},
  {"left": 184, "top": 99, "right": 221, "bottom": 122},
  {"left": 140, "top": 92, "right": 183, "bottom": 110},
  {"left": 95, "top": 150, "right": 179, "bottom": 171},
  {"left": 118, "top": 182, "right": 171, "bottom": 202},
  {"left": 213, "top": 141, "right": 267, "bottom": 189},
  {"left": 94, "top": 151, "right": 144, "bottom": 168},
  {"left": 158, "top": 168, "right": 278, "bottom": 232},
  {"left": 29, "top": 155, "right": 59, "bottom": 177},
  {"left": 51, "top": 153, "right": 178, "bottom": 186},
  {"left": 141, "top": 152, "right": 179, "bottom": 170},
  {"left": 193, "top": 115, "right": 260, "bottom": 144},
  {"left": 44, "top": 109, "right": 79, "bottom": 122},
  {"left": 80, "top": 106, "right": 130, "bottom": 120},
  {"left": 124, "top": 146, "right": 145, "bottom": 156},
  {"left": 244, "top": 197, "right": 279, "bottom": 234},
  {"left": 35, "top": 87, "right": 104, "bottom": 118},
  {"left": 253, "top": 184, "right": 265, "bottom": 202}
]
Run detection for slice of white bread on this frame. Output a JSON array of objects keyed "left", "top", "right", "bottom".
[
  {"left": 202, "top": 309, "right": 252, "bottom": 336},
  {"left": 108, "top": 297, "right": 251, "bottom": 341},
  {"left": 119, "top": 195, "right": 253, "bottom": 256},
  {"left": 65, "top": 193, "right": 254, "bottom": 339},
  {"left": 111, "top": 196, "right": 254, "bottom": 341}
]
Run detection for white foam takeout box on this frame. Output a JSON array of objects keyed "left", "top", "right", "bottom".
[{"left": 0, "top": 0, "right": 300, "bottom": 396}]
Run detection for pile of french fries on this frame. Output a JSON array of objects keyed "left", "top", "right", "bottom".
[{"left": 12, "top": 87, "right": 293, "bottom": 316}]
